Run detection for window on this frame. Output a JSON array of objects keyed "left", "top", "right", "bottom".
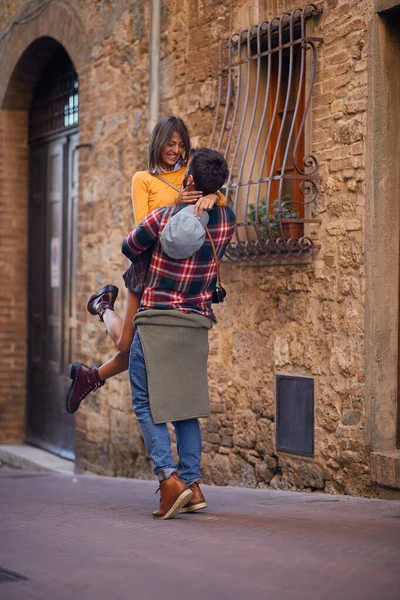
[
  {"left": 29, "top": 47, "right": 78, "bottom": 141},
  {"left": 210, "top": 5, "right": 322, "bottom": 262}
]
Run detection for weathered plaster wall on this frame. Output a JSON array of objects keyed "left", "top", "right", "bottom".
[{"left": 0, "top": 0, "right": 386, "bottom": 497}]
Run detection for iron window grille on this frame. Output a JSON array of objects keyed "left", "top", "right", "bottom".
[
  {"left": 210, "top": 4, "right": 322, "bottom": 263},
  {"left": 29, "top": 48, "right": 78, "bottom": 142}
]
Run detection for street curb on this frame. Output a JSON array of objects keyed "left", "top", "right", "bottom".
[{"left": 0, "top": 444, "right": 74, "bottom": 475}]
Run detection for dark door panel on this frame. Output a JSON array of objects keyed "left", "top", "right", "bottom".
[{"left": 26, "top": 133, "right": 77, "bottom": 460}]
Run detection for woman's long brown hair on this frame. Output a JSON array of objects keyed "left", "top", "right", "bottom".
[{"left": 148, "top": 116, "right": 191, "bottom": 172}]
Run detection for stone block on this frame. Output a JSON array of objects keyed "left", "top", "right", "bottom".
[
  {"left": 296, "top": 464, "right": 325, "bottom": 490},
  {"left": 331, "top": 99, "right": 344, "bottom": 114},
  {"left": 269, "top": 473, "right": 282, "bottom": 489},
  {"left": 273, "top": 338, "right": 290, "bottom": 368},
  {"left": 230, "top": 455, "right": 257, "bottom": 488},
  {"left": 206, "top": 417, "right": 220, "bottom": 434},
  {"left": 210, "top": 402, "right": 225, "bottom": 413},
  {"left": 287, "top": 272, "right": 310, "bottom": 291},
  {"left": 333, "top": 118, "right": 363, "bottom": 145},
  {"left": 329, "top": 337, "right": 357, "bottom": 377},
  {"left": 255, "top": 459, "right": 278, "bottom": 484},
  {"left": 206, "top": 433, "right": 221, "bottom": 445},
  {"left": 338, "top": 275, "right": 361, "bottom": 298},
  {"left": 221, "top": 436, "right": 233, "bottom": 448},
  {"left": 341, "top": 410, "right": 361, "bottom": 426},
  {"left": 249, "top": 388, "right": 275, "bottom": 420},
  {"left": 233, "top": 409, "right": 257, "bottom": 449},
  {"left": 255, "top": 419, "right": 275, "bottom": 457},
  {"left": 209, "top": 453, "right": 232, "bottom": 485},
  {"left": 202, "top": 441, "right": 214, "bottom": 454},
  {"left": 371, "top": 451, "right": 400, "bottom": 490}
]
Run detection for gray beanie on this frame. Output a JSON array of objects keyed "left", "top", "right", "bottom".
[{"left": 160, "top": 205, "right": 210, "bottom": 260}]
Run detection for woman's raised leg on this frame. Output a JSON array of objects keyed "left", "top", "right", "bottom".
[
  {"left": 87, "top": 286, "right": 141, "bottom": 351},
  {"left": 65, "top": 290, "right": 141, "bottom": 414},
  {"left": 98, "top": 351, "right": 129, "bottom": 381},
  {"left": 103, "top": 309, "right": 124, "bottom": 346}
]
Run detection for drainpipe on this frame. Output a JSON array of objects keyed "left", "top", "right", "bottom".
[{"left": 148, "top": 0, "right": 161, "bottom": 133}]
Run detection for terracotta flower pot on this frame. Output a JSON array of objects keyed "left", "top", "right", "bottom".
[{"left": 282, "top": 222, "right": 303, "bottom": 239}]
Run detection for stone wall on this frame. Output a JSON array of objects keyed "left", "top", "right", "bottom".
[
  {"left": 157, "top": 0, "right": 373, "bottom": 496},
  {"left": 0, "top": 0, "right": 382, "bottom": 497}
]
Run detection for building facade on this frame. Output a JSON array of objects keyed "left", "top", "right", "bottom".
[{"left": 0, "top": 0, "right": 399, "bottom": 498}]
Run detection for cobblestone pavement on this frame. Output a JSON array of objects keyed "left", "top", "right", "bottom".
[{"left": 1, "top": 471, "right": 399, "bottom": 600}]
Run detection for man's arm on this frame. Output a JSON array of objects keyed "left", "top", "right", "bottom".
[
  {"left": 122, "top": 207, "right": 165, "bottom": 262},
  {"left": 215, "top": 206, "right": 236, "bottom": 258}
]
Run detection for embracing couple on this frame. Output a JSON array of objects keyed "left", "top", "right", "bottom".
[{"left": 65, "top": 116, "right": 236, "bottom": 520}]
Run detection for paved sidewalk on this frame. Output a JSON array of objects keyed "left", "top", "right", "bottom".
[{"left": 0, "top": 471, "right": 399, "bottom": 600}]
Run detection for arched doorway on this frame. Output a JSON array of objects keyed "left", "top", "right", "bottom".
[{"left": 25, "top": 46, "right": 79, "bottom": 459}]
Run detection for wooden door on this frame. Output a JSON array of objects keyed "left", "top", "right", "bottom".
[{"left": 26, "top": 132, "right": 78, "bottom": 459}]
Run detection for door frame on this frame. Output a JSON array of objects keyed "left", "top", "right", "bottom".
[{"left": 366, "top": 8, "right": 400, "bottom": 490}]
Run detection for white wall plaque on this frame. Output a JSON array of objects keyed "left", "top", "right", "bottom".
[{"left": 50, "top": 237, "right": 61, "bottom": 288}]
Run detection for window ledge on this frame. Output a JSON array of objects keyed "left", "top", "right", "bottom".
[{"left": 371, "top": 450, "right": 400, "bottom": 490}]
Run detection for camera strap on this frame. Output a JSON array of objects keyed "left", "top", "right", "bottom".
[
  {"left": 151, "top": 172, "right": 181, "bottom": 193},
  {"left": 205, "top": 227, "right": 223, "bottom": 290}
]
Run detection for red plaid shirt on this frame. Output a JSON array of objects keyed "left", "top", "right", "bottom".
[{"left": 122, "top": 204, "right": 236, "bottom": 320}]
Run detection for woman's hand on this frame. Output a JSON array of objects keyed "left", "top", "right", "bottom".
[
  {"left": 174, "top": 181, "right": 203, "bottom": 206},
  {"left": 193, "top": 193, "right": 218, "bottom": 218}
]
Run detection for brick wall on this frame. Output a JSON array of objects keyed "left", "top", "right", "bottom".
[{"left": 0, "top": 109, "right": 28, "bottom": 442}]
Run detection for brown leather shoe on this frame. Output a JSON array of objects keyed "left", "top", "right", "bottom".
[
  {"left": 153, "top": 472, "right": 193, "bottom": 520},
  {"left": 87, "top": 285, "right": 119, "bottom": 321},
  {"left": 65, "top": 362, "right": 104, "bottom": 414},
  {"left": 180, "top": 482, "right": 207, "bottom": 513}
]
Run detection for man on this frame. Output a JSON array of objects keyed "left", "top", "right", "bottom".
[{"left": 122, "top": 148, "right": 235, "bottom": 520}]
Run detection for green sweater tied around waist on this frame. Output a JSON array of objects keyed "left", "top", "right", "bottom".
[{"left": 133, "top": 309, "right": 214, "bottom": 424}]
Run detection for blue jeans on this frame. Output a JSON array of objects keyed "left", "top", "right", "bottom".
[{"left": 129, "top": 330, "right": 202, "bottom": 485}]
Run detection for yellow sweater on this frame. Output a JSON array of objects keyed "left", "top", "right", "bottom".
[{"left": 131, "top": 167, "right": 226, "bottom": 224}]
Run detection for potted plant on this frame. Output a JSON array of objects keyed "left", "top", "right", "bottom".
[
  {"left": 273, "top": 196, "right": 301, "bottom": 239},
  {"left": 248, "top": 197, "right": 270, "bottom": 241},
  {"left": 248, "top": 195, "right": 301, "bottom": 241}
]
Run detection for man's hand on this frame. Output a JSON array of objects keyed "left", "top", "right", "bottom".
[{"left": 193, "top": 193, "right": 218, "bottom": 218}]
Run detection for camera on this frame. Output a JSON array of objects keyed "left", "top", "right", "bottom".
[{"left": 212, "top": 285, "right": 227, "bottom": 304}]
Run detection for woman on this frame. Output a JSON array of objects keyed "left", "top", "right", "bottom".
[{"left": 65, "top": 116, "right": 225, "bottom": 414}]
